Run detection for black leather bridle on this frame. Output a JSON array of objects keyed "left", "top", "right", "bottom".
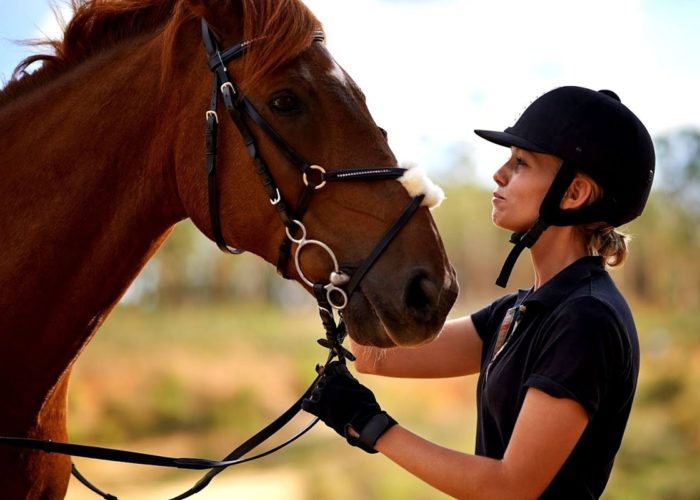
[{"left": 0, "top": 20, "right": 427, "bottom": 500}]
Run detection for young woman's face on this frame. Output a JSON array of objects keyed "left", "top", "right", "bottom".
[{"left": 491, "top": 147, "right": 562, "bottom": 232}]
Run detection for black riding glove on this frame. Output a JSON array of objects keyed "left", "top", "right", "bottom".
[{"left": 302, "top": 361, "right": 397, "bottom": 454}]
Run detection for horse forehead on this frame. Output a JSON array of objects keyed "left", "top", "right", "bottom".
[
  {"left": 326, "top": 60, "right": 350, "bottom": 88},
  {"left": 293, "top": 55, "right": 351, "bottom": 91}
]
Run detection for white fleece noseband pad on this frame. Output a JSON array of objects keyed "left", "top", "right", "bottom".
[{"left": 398, "top": 166, "right": 445, "bottom": 209}]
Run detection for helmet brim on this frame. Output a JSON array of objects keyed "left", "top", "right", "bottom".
[{"left": 474, "top": 129, "right": 550, "bottom": 154}]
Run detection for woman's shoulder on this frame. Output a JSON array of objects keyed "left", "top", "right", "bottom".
[
  {"left": 563, "top": 270, "right": 635, "bottom": 334},
  {"left": 546, "top": 290, "right": 638, "bottom": 364}
]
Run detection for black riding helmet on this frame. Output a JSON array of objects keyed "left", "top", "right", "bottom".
[{"left": 474, "top": 86, "right": 655, "bottom": 287}]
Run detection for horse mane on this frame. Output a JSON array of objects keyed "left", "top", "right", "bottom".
[{"left": 0, "top": 0, "right": 323, "bottom": 107}]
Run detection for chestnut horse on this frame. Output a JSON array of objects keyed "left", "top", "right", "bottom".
[{"left": 0, "top": 0, "right": 458, "bottom": 497}]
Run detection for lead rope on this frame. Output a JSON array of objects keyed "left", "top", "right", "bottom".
[
  {"left": 71, "top": 465, "right": 117, "bottom": 500},
  {"left": 59, "top": 284, "right": 352, "bottom": 500}
]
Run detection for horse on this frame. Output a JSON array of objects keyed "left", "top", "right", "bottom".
[{"left": 0, "top": 0, "right": 458, "bottom": 497}]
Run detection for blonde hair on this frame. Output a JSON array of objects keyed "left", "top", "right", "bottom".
[{"left": 577, "top": 174, "right": 630, "bottom": 268}]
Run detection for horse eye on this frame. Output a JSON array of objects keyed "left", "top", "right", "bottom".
[
  {"left": 378, "top": 127, "right": 388, "bottom": 139},
  {"left": 269, "top": 92, "right": 301, "bottom": 115}
]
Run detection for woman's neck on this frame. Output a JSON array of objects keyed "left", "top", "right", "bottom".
[{"left": 529, "top": 226, "right": 588, "bottom": 289}]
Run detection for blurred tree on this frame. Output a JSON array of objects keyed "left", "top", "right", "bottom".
[
  {"left": 155, "top": 222, "right": 195, "bottom": 304},
  {"left": 619, "top": 127, "right": 700, "bottom": 305},
  {"left": 655, "top": 127, "right": 700, "bottom": 218},
  {"left": 652, "top": 127, "right": 700, "bottom": 302}
]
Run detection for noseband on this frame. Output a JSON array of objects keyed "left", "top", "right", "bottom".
[{"left": 0, "top": 20, "right": 428, "bottom": 500}]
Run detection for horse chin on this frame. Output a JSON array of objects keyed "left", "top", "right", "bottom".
[
  {"left": 343, "top": 304, "right": 397, "bottom": 348},
  {"left": 343, "top": 289, "right": 449, "bottom": 348}
]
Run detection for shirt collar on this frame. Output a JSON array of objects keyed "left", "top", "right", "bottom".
[{"left": 521, "top": 256, "right": 605, "bottom": 310}]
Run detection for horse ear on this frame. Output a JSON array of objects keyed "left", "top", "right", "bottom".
[{"left": 184, "top": 0, "right": 243, "bottom": 40}]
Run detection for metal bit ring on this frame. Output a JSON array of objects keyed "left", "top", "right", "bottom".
[
  {"left": 294, "top": 239, "right": 340, "bottom": 287},
  {"left": 324, "top": 284, "right": 348, "bottom": 310}
]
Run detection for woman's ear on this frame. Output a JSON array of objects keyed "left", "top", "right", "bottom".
[{"left": 560, "top": 174, "right": 594, "bottom": 210}]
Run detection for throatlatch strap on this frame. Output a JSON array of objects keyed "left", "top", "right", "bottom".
[{"left": 205, "top": 78, "right": 243, "bottom": 254}]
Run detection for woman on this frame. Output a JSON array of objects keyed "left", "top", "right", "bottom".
[{"left": 302, "top": 86, "right": 655, "bottom": 499}]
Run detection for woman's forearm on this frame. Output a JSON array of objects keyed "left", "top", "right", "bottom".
[
  {"left": 374, "top": 425, "right": 513, "bottom": 500},
  {"left": 350, "top": 317, "right": 483, "bottom": 378},
  {"left": 372, "top": 388, "right": 588, "bottom": 500}
]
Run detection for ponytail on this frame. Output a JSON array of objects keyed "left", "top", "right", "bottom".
[
  {"left": 577, "top": 173, "right": 630, "bottom": 268},
  {"left": 581, "top": 222, "right": 630, "bottom": 268}
]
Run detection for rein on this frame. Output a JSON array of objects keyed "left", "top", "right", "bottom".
[{"left": 0, "top": 19, "right": 426, "bottom": 499}]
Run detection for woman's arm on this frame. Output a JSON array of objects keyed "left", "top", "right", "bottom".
[
  {"left": 373, "top": 387, "right": 588, "bottom": 499},
  {"left": 351, "top": 316, "right": 483, "bottom": 378}
]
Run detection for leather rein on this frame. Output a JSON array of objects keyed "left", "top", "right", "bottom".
[{"left": 0, "top": 20, "right": 425, "bottom": 500}]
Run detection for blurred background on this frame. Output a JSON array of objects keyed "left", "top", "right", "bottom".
[{"left": 2, "top": 1, "right": 699, "bottom": 498}]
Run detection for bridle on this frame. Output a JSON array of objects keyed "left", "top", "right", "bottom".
[
  {"left": 201, "top": 20, "right": 423, "bottom": 309},
  {"left": 0, "top": 20, "right": 427, "bottom": 500}
]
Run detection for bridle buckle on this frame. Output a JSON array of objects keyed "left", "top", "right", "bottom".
[{"left": 220, "top": 81, "right": 236, "bottom": 96}]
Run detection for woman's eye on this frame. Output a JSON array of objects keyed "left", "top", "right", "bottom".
[{"left": 269, "top": 93, "right": 301, "bottom": 115}]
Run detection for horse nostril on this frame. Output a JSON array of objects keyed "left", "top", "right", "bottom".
[{"left": 404, "top": 271, "right": 439, "bottom": 323}]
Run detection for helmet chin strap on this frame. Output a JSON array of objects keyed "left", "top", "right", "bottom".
[
  {"left": 495, "top": 162, "right": 578, "bottom": 288},
  {"left": 496, "top": 218, "right": 549, "bottom": 288}
]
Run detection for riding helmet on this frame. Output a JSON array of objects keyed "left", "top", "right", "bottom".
[{"left": 474, "top": 86, "right": 655, "bottom": 286}]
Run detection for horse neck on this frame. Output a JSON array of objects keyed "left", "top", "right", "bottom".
[{"left": 0, "top": 33, "right": 188, "bottom": 417}]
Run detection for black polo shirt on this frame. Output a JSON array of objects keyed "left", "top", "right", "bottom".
[{"left": 471, "top": 256, "right": 639, "bottom": 499}]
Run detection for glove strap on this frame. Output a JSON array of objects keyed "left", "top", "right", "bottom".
[{"left": 353, "top": 412, "right": 397, "bottom": 453}]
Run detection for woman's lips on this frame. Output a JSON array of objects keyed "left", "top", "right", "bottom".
[{"left": 492, "top": 191, "right": 505, "bottom": 203}]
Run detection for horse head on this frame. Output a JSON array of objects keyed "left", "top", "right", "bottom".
[{"left": 173, "top": 0, "right": 459, "bottom": 347}]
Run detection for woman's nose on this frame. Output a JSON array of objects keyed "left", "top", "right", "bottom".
[{"left": 493, "top": 163, "right": 509, "bottom": 187}]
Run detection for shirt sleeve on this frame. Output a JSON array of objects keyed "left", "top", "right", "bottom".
[
  {"left": 471, "top": 293, "right": 518, "bottom": 346},
  {"left": 525, "top": 296, "right": 627, "bottom": 417}
]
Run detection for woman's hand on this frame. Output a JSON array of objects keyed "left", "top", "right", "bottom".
[{"left": 301, "top": 361, "right": 396, "bottom": 453}]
